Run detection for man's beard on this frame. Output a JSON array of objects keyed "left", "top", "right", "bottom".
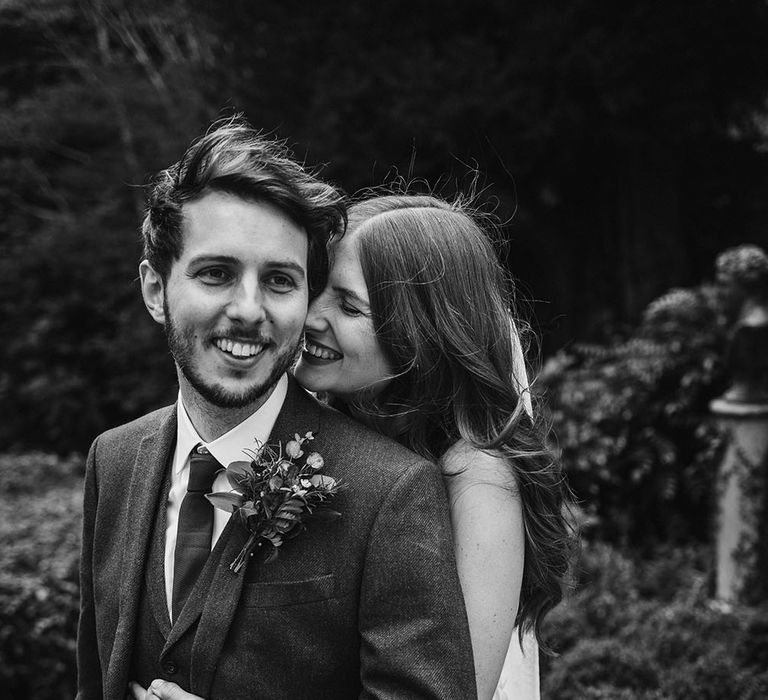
[{"left": 163, "top": 300, "right": 301, "bottom": 409}]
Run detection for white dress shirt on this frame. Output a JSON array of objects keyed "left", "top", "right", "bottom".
[{"left": 164, "top": 374, "right": 288, "bottom": 618}]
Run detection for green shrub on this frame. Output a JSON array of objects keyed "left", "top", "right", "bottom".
[
  {"left": 542, "top": 283, "right": 729, "bottom": 546},
  {"left": 541, "top": 245, "right": 768, "bottom": 548},
  {"left": 736, "top": 607, "right": 768, "bottom": 668},
  {"left": 0, "top": 452, "right": 82, "bottom": 495},
  {"left": 0, "top": 452, "right": 82, "bottom": 698},
  {"left": 543, "top": 638, "right": 660, "bottom": 699},
  {"left": 542, "top": 542, "right": 768, "bottom": 699}
]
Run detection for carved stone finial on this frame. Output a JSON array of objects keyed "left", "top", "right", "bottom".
[{"left": 716, "top": 245, "right": 768, "bottom": 405}]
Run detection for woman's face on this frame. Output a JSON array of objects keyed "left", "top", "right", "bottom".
[{"left": 294, "top": 234, "right": 393, "bottom": 400}]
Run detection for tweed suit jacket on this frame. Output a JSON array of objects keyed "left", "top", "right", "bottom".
[{"left": 77, "top": 378, "right": 477, "bottom": 699}]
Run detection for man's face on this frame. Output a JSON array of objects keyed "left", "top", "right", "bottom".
[{"left": 141, "top": 190, "right": 309, "bottom": 411}]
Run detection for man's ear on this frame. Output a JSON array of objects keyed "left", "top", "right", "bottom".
[{"left": 139, "top": 260, "right": 166, "bottom": 325}]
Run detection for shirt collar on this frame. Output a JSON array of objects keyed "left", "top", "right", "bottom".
[{"left": 175, "top": 374, "right": 289, "bottom": 473}]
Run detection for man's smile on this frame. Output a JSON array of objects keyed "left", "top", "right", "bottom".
[{"left": 214, "top": 337, "right": 266, "bottom": 358}]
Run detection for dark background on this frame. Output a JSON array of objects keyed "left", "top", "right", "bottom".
[
  {"left": 4, "top": 4, "right": 768, "bottom": 697},
  {"left": 2, "top": 0, "right": 768, "bottom": 453}
]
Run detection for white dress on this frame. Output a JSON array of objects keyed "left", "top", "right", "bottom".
[{"left": 492, "top": 630, "right": 540, "bottom": 700}]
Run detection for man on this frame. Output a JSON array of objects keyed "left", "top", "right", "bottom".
[{"left": 76, "top": 120, "right": 477, "bottom": 699}]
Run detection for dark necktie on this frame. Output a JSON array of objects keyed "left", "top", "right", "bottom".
[{"left": 172, "top": 444, "right": 220, "bottom": 622}]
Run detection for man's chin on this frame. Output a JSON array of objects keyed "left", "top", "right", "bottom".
[
  {"left": 176, "top": 342, "right": 301, "bottom": 410},
  {"left": 194, "top": 380, "right": 276, "bottom": 409}
]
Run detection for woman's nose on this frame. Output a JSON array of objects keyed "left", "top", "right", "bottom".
[{"left": 304, "top": 292, "right": 330, "bottom": 331}]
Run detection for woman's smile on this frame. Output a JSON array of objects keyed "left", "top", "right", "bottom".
[
  {"left": 303, "top": 336, "right": 343, "bottom": 362},
  {"left": 293, "top": 234, "right": 393, "bottom": 399}
]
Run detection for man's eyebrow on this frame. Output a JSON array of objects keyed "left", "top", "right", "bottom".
[
  {"left": 332, "top": 285, "right": 369, "bottom": 307},
  {"left": 187, "top": 255, "right": 306, "bottom": 275},
  {"left": 264, "top": 260, "right": 307, "bottom": 276},
  {"left": 188, "top": 254, "right": 239, "bottom": 266}
]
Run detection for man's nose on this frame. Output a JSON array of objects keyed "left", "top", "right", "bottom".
[{"left": 225, "top": 279, "right": 267, "bottom": 325}]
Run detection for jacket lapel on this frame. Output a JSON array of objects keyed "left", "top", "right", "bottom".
[
  {"left": 146, "top": 467, "right": 173, "bottom": 638},
  {"left": 189, "top": 378, "right": 321, "bottom": 696},
  {"left": 268, "top": 377, "right": 321, "bottom": 449},
  {"left": 160, "top": 514, "right": 244, "bottom": 654},
  {"left": 187, "top": 517, "right": 250, "bottom": 694},
  {"left": 105, "top": 406, "right": 177, "bottom": 699}
]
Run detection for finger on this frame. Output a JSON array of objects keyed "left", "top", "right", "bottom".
[
  {"left": 127, "top": 681, "right": 147, "bottom": 700},
  {"left": 148, "top": 679, "right": 202, "bottom": 700}
]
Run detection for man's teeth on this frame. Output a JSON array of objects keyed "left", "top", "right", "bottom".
[
  {"left": 305, "top": 341, "right": 342, "bottom": 360},
  {"left": 215, "top": 339, "right": 263, "bottom": 357}
]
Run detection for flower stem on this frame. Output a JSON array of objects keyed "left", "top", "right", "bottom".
[{"left": 230, "top": 532, "right": 260, "bottom": 574}]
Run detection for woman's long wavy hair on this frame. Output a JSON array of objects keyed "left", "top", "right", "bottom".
[{"left": 344, "top": 193, "right": 573, "bottom": 649}]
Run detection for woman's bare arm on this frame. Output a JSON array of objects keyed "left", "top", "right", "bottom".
[{"left": 441, "top": 440, "right": 525, "bottom": 700}]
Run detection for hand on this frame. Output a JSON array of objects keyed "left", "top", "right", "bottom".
[{"left": 128, "top": 680, "right": 205, "bottom": 700}]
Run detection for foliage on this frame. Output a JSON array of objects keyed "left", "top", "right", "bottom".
[
  {"left": 0, "top": 452, "right": 83, "bottom": 698},
  {"left": 540, "top": 265, "right": 744, "bottom": 545},
  {"left": 716, "top": 244, "right": 768, "bottom": 293},
  {"left": 208, "top": 432, "right": 341, "bottom": 571},
  {"left": 541, "top": 542, "right": 768, "bottom": 699},
  {"left": 2, "top": 0, "right": 768, "bottom": 457},
  {"left": 542, "top": 245, "right": 768, "bottom": 547},
  {"left": 0, "top": 0, "right": 216, "bottom": 453}
]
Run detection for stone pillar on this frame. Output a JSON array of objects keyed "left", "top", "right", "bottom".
[
  {"left": 710, "top": 399, "right": 768, "bottom": 604},
  {"left": 711, "top": 244, "right": 768, "bottom": 604}
]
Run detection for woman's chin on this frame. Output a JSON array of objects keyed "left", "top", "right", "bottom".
[{"left": 293, "top": 358, "right": 333, "bottom": 393}]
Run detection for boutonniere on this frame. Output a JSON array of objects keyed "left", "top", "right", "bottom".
[{"left": 207, "top": 431, "right": 342, "bottom": 573}]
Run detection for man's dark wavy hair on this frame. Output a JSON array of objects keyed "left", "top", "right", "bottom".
[{"left": 141, "top": 117, "right": 346, "bottom": 298}]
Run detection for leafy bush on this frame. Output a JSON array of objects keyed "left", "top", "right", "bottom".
[
  {"left": 0, "top": 453, "right": 82, "bottom": 698},
  {"left": 540, "top": 245, "right": 768, "bottom": 546},
  {"left": 541, "top": 542, "right": 768, "bottom": 699}
]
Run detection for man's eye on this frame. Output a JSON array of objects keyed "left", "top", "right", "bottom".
[
  {"left": 268, "top": 274, "right": 296, "bottom": 292},
  {"left": 198, "top": 268, "right": 229, "bottom": 283}
]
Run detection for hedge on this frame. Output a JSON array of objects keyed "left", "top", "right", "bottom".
[{"left": 0, "top": 453, "right": 82, "bottom": 698}]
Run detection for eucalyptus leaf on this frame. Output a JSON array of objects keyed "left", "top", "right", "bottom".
[
  {"left": 309, "top": 474, "right": 336, "bottom": 489},
  {"left": 281, "top": 501, "right": 303, "bottom": 514},
  {"left": 206, "top": 491, "right": 245, "bottom": 512},
  {"left": 311, "top": 509, "right": 342, "bottom": 521},
  {"left": 226, "top": 461, "right": 254, "bottom": 488}
]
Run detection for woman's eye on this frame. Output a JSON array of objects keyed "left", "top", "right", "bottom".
[{"left": 340, "top": 300, "right": 364, "bottom": 317}]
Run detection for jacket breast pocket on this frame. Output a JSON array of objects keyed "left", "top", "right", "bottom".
[{"left": 241, "top": 573, "right": 336, "bottom": 607}]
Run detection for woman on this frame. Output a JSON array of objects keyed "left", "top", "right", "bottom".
[
  {"left": 295, "top": 193, "right": 571, "bottom": 699},
  {"left": 134, "top": 193, "right": 571, "bottom": 700}
]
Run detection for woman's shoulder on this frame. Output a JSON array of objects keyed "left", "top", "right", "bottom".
[{"left": 439, "top": 439, "right": 518, "bottom": 493}]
